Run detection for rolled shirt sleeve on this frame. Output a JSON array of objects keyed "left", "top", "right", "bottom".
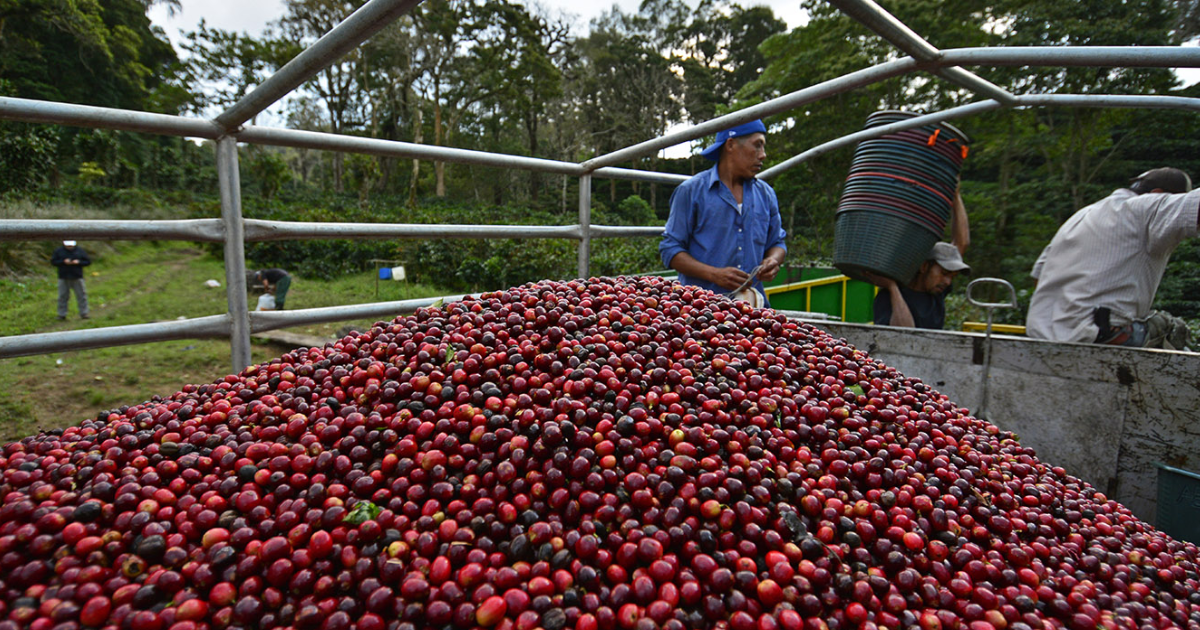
[{"left": 1141, "top": 189, "right": 1200, "bottom": 258}]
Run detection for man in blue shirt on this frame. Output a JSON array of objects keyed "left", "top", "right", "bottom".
[{"left": 659, "top": 119, "right": 787, "bottom": 303}]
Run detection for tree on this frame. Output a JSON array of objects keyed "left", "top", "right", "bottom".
[
  {"left": 472, "top": 1, "right": 568, "bottom": 203},
  {"left": 1178, "top": 0, "right": 1200, "bottom": 40},
  {"left": 180, "top": 21, "right": 282, "bottom": 117},
  {"left": 273, "top": 0, "right": 370, "bottom": 193},
  {"left": 247, "top": 148, "right": 293, "bottom": 202},
  {"left": 576, "top": 6, "right": 683, "bottom": 203},
  {"left": 0, "top": 0, "right": 192, "bottom": 190},
  {"left": 678, "top": 0, "right": 786, "bottom": 124},
  {"left": 360, "top": 16, "right": 426, "bottom": 194},
  {"left": 408, "top": 0, "right": 514, "bottom": 198}
]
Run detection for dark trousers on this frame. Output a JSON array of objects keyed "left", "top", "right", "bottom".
[
  {"left": 273, "top": 275, "right": 291, "bottom": 309},
  {"left": 57, "top": 278, "right": 88, "bottom": 318}
]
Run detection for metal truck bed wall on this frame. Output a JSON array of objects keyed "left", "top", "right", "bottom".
[{"left": 802, "top": 320, "right": 1200, "bottom": 525}]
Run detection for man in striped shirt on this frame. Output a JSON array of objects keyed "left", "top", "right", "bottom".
[{"left": 1026, "top": 168, "right": 1198, "bottom": 349}]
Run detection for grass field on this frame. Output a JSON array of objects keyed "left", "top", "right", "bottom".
[{"left": 0, "top": 241, "right": 452, "bottom": 442}]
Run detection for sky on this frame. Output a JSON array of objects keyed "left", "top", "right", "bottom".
[
  {"left": 147, "top": 0, "right": 1200, "bottom": 156},
  {"left": 147, "top": 0, "right": 808, "bottom": 154},
  {"left": 148, "top": 0, "right": 808, "bottom": 47},
  {"left": 149, "top": 0, "right": 1200, "bottom": 88}
]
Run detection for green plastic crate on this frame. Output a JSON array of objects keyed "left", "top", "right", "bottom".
[
  {"left": 641, "top": 267, "right": 876, "bottom": 323},
  {"left": 1156, "top": 463, "right": 1200, "bottom": 543},
  {"left": 637, "top": 266, "right": 874, "bottom": 322}
]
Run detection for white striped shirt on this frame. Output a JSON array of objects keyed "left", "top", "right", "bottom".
[{"left": 1026, "top": 188, "right": 1200, "bottom": 343}]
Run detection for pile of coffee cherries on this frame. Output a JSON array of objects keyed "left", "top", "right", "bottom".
[{"left": 1, "top": 276, "right": 1197, "bottom": 630}]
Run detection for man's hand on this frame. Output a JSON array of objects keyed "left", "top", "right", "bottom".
[
  {"left": 709, "top": 267, "right": 751, "bottom": 291},
  {"left": 757, "top": 257, "right": 782, "bottom": 282}
]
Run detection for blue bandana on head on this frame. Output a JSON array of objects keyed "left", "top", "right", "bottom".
[{"left": 701, "top": 119, "right": 767, "bottom": 161}]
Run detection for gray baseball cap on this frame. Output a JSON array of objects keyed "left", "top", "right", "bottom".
[{"left": 927, "top": 242, "right": 970, "bottom": 273}]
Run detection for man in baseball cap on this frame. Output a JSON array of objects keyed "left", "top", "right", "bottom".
[
  {"left": 865, "top": 186, "right": 971, "bottom": 329},
  {"left": 659, "top": 118, "right": 787, "bottom": 305},
  {"left": 51, "top": 239, "right": 91, "bottom": 320}
]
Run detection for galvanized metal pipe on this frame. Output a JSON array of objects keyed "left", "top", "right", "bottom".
[
  {"left": 1017, "top": 94, "right": 1200, "bottom": 111},
  {"left": 588, "top": 226, "right": 663, "bottom": 238},
  {"left": 249, "top": 295, "right": 477, "bottom": 332},
  {"left": 580, "top": 57, "right": 919, "bottom": 171},
  {"left": 939, "top": 46, "right": 1200, "bottom": 68},
  {"left": 759, "top": 101, "right": 1004, "bottom": 179},
  {"left": 0, "top": 97, "right": 223, "bottom": 139},
  {"left": 216, "top": 137, "right": 252, "bottom": 373},
  {"left": 595, "top": 167, "right": 689, "bottom": 185},
  {"left": 760, "top": 94, "right": 1200, "bottom": 179},
  {"left": 578, "top": 175, "right": 592, "bottom": 278},
  {"left": 935, "top": 67, "right": 1017, "bottom": 105},
  {"left": 0, "top": 316, "right": 231, "bottom": 359},
  {"left": 237, "top": 126, "right": 688, "bottom": 185},
  {"left": 825, "top": 0, "right": 941, "bottom": 61},
  {"left": 243, "top": 220, "right": 582, "bottom": 242},
  {"left": 0, "top": 218, "right": 661, "bottom": 247},
  {"left": 0, "top": 219, "right": 225, "bottom": 242},
  {"left": 825, "top": 0, "right": 1017, "bottom": 105},
  {"left": 216, "top": 0, "right": 426, "bottom": 131},
  {"left": 238, "top": 126, "right": 584, "bottom": 175}
]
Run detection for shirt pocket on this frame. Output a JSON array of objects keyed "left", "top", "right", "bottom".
[{"left": 748, "top": 206, "right": 771, "bottom": 250}]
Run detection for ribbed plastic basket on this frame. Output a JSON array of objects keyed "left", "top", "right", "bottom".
[
  {"left": 834, "top": 111, "right": 970, "bottom": 283},
  {"left": 834, "top": 210, "right": 941, "bottom": 284},
  {"left": 1156, "top": 463, "right": 1200, "bottom": 544}
]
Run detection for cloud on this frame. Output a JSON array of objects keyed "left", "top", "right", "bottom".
[{"left": 149, "top": 0, "right": 285, "bottom": 48}]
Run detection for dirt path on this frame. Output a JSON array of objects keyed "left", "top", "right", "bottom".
[{"left": 2, "top": 247, "right": 241, "bottom": 442}]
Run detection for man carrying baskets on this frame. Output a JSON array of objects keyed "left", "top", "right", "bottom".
[{"left": 864, "top": 188, "right": 970, "bottom": 329}]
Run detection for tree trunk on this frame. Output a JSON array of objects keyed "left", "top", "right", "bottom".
[
  {"left": 409, "top": 104, "right": 423, "bottom": 208},
  {"left": 435, "top": 100, "right": 445, "bottom": 198},
  {"left": 334, "top": 153, "right": 344, "bottom": 193},
  {"left": 527, "top": 111, "right": 540, "bottom": 204},
  {"left": 997, "top": 115, "right": 1014, "bottom": 237},
  {"left": 561, "top": 176, "right": 568, "bottom": 214}
]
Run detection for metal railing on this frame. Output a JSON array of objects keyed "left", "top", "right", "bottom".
[{"left": 3, "top": 0, "right": 1200, "bottom": 371}]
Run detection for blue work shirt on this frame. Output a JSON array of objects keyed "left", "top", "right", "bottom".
[{"left": 659, "top": 165, "right": 787, "bottom": 298}]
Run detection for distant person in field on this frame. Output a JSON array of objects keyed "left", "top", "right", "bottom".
[
  {"left": 659, "top": 119, "right": 787, "bottom": 307},
  {"left": 248, "top": 268, "right": 292, "bottom": 310},
  {"left": 863, "top": 187, "right": 970, "bottom": 329},
  {"left": 1027, "top": 167, "right": 1197, "bottom": 349},
  {"left": 51, "top": 240, "right": 91, "bottom": 320}
]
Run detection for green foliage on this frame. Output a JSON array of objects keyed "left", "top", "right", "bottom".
[
  {"left": 0, "top": 124, "right": 59, "bottom": 194},
  {"left": 593, "top": 195, "right": 657, "bottom": 226},
  {"left": 248, "top": 149, "right": 293, "bottom": 202},
  {"left": 5, "top": 0, "right": 1200, "bottom": 333},
  {"left": 1155, "top": 240, "right": 1200, "bottom": 319},
  {"left": 678, "top": 0, "right": 788, "bottom": 124},
  {"left": 590, "top": 238, "right": 662, "bottom": 278},
  {"left": 234, "top": 191, "right": 661, "bottom": 287},
  {"left": 78, "top": 162, "right": 107, "bottom": 185}
]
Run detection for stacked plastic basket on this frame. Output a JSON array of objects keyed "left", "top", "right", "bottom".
[{"left": 834, "top": 111, "right": 970, "bottom": 283}]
